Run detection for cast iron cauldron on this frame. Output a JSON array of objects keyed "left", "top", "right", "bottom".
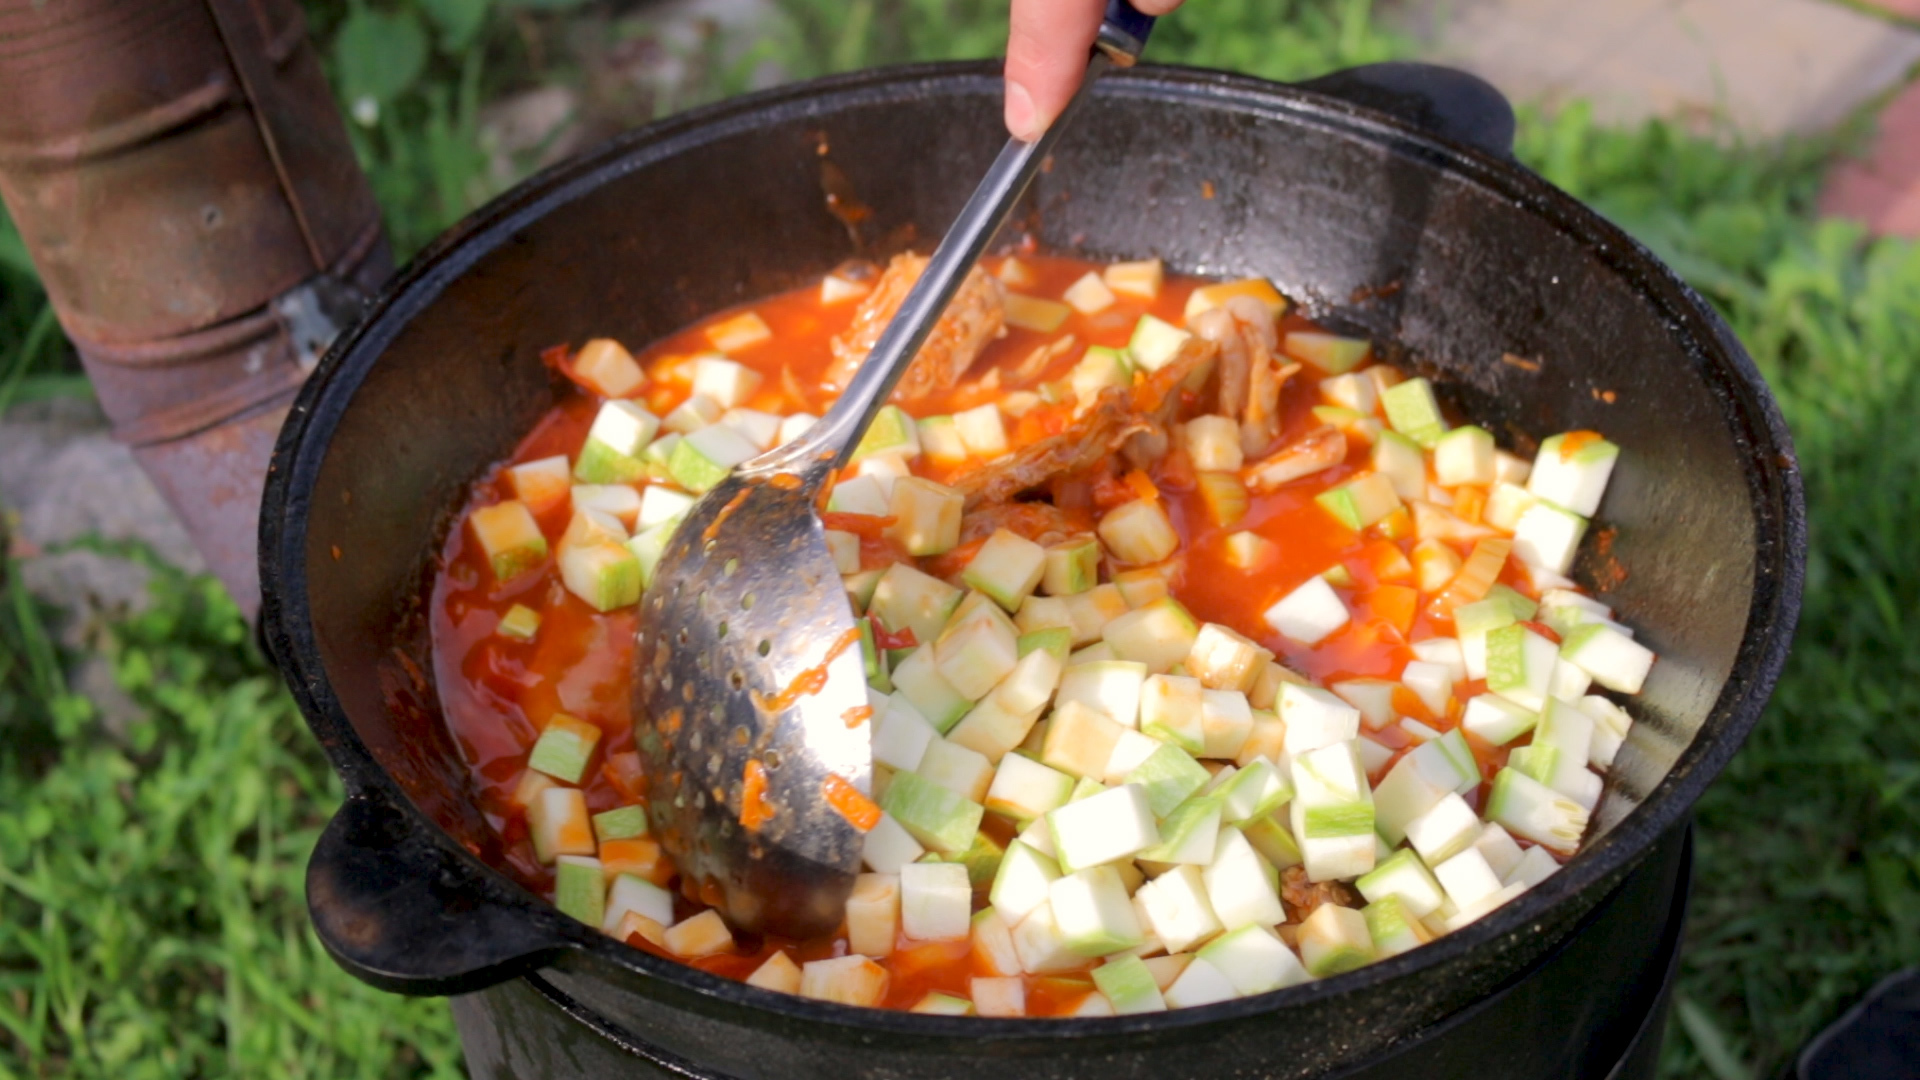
[{"left": 258, "top": 62, "right": 1804, "bottom": 1079}]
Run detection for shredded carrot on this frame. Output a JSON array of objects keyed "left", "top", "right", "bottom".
[
  {"left": 703, "top": 488, "right": 755, "bottom": 542},
  {"left": 842, "top": 704, "right": 874, "bottom": 728},
  {"left": 739, "top": 760, "right": 775, "bottom": 831},
  {"left": 769, "top": 472, "right": 804, "bottom": 490},
  {"left": 602, "top": 837, "right": 674, "bottom": 886},
  {"left": 821, "top": 774, "right": 881, "bottom": 833},
  {"left": 819, "top": 511, "right": 897, "bottom": 538},
  {"left": 1518, "top": 619, "right": 1563, "bottom": 646},
  {"left": 1558, "top": 431, "right": 1604, "bottom": 460},
  {"left": 870, "top": 622, "right": 918, "bottom": 651},
  {"left": 1453, "top": 485, "right": 1488, "bottom": 524},
  {"left": 752, "top": 626, "right": 864, "bottom": 715},
  {"left": 1124, "top": 469, "right": 1161, "bottom": 504}
]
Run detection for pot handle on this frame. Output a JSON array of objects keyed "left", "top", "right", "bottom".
[
  {"left": 307, "top": 791, "right": 573, "bottom": 996},
  {"left": 1298, "top": 62, "right": 1517, "bottom": 159}
]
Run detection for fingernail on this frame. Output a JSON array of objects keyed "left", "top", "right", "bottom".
[{"left": 1006, "top": 80, "right": 1037, "bottom": 140}]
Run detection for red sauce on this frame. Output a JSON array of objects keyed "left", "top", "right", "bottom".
[{"left": 428, "top": 253, "right": 1547, "bottom": 1014}]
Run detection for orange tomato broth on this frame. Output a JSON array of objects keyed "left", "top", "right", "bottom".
[{"left": 429, "top": 252, "right": 1537, "bottom": 1013}]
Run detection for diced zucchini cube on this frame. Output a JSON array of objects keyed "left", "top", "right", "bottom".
[
  {"left": 851, "top": 404, "right": 921, "bottom": 463},
  {"left": 632, "top": 486, "right": 691, "bottom": 533},
  {"left": 1411, "top": 636, "right": 1467, "bottom": 685},
  {"left": 872, "top": 693, "right": 941, "bottom": 773},
  {"left": 690, "top": 355, "right": 762, "bottom": 408},
  {"left": 1528, "top": 432, "right": 1619, "bottom": 517},
  {"left": 948, "top": 696, "right": 1045, "bottom": 764},
  {"left": 1138, "top": 795, "right": 1224, "bottom": 865},
  {"left": 558, "top": 542, "right": 641, "bottom": 612},
  {"left": 1370, "top": 430, "right": 1427, "bottom": 502},
  {"left": 886, "top": 476, "right": 965, "bottom": 556},
  {"left": 1432, "top": 847, "right": 1504, "bottom": 911},
  {"left": 1356, "top": 847, "right": 1447, "bottom": 918},
  {"left": 1561, "top": 622, "right": 1655, "bottom": 694},
  {"left": 933, "top": 605, "right": 1019, "bottom": 700},
  {"left": 777, "top": 412, "right": 817, "bottom": 445},
  {"left": 918, "top": 738, "right": 996, "bottom": 804},
  {"left": 666, "top": 423, "right": 760, "bottom": 494},
  {"left": 1126, "top": 742, "right": 1211, "bottom": 818},
  {"left": 1403, "top": 792, "right": 1482, "bottom": 866},
  {"left": 497, "top": 603, "right": 542, "bottom": 642},
  {"left": 827, "top": 475, "right": 890, "bottom": 517},
  {"left": 1320, "top": 371, "right": 1378, "bottom": 414},
  {"left": 1046, "top": 783, "right": 1160, "bottom": 873},
  {"left": 1063, "top": 583, "right": 1131, "bottom": 645},
  {"left": 626, "top": 521, "right": 677, "bottom": 589},
  {"left": 662, "top": 393, "right": 724, "bottom": 436},
  {"left": 1381, "top": 377, "right": 1448, "bottom": 448},
  {"left": 953, "top": 403, "right": 1009, "bottom": 459},
  {"left": 529, "top": 786, "right": 594, "bottom": 863},
  {"left": 1533, "top": 698, "right": 1599, "bottom": 800},
  {"left": 1504, "top": 845, "right": 1563, "bottom": 889},
  {"left": 1040, "top": 700, "right": 1129, "bottom": 780},
  {"left": 1135, "top": 863, "right": 1224, "bottom": 953},
  {"left": 798, "top": 955, "right": 888, "bottom": 1006},
  {"left": 972, "top": 976, "right": 1026, "bottom": 1017},
  {"left": 1055, "top": 659, "right": 1148, "bottom": 729},
  {"left": 1114, "top": 563, "right": 1177, "bottom": 609},
  {"left": 554, "top": 856, "right": 606, "bottom": 927},
  {"left": 1200, "top": 689, "right": 1256, "bottom": 759},
  {"left": 855, "top": 451, "right": 912, "bottom": 499},
  {"left": 1041, "top": 536, "right": 1102, "bottom": 597},
  {"left": 1279, "top": 683, "right": 1362, "bottom": 755},
  {"left": 1215, "top": 758, "right": 1292, "bottom": 824},
  {"left": 1187, "top": 276, "right": 1287, "bottom": 320},
  {"left": 990, "top": 839, "right": 1063, "bottom": 924},
  {"left": 528, "top": 713, "right": 603, "bottom": 784},
  {"left": 1485, "top": 767, "right": 1590, "bottom": 854},
  {"left": 1200, "top": 923, "right": 1311, "bottom": 996},
  {"left": 1094, "top": 954, "right": 1168, "bottom": 1014},
  {"left": 1063, "top": 270, "right": 1118, "bottom": 314},
  {"left": 1186, "top": 623, "right": 1273, "bottom": 696},
  {"left": 1327, "top": 678, "right": 1396, "bottom": 732},
  {"left": 1400, "top": 660, "right": 1453, "bottom": 718},
  {"left": 1316, "top": 472, "right": 1403, "bottom": 531},
  {"left": 870, "top": 562, "right": 961, "bottom": 646},
  {"left": 1577, "top": 695, "right": 1633, "bottom": 769},
  {"left": 900, "top": 861, "right": 972, "bottom": 942},
  {"left": 986, "top": 753, "right": 1075, "bottom": 822},
  {"left": 879, "top": 770, "right": 985, "bottom": 854},
  {"left": 822, "top": 529, "right": 862, "bottom": 577},
  {"left": 1102, "top": 257, "right": 1163, "bottom": 300},
  {"left": 1283, "top": 330, "right": 1370, "bottom": 374},
  {"left": 1364, "top": 894, "right": 1436, "bottom": 958},
  {"left": 917, "top": 414, "right": 968, "bottom": 465},
  {"left": 1201, "top": 826, "right": 1285, "bottom": 931},
  {"left": 1164, "top": 957, "right": 1239, "bottom": 1009},
  {"left": 471, "top": 500, "right": 549, "bottom": 582},
  {"left": 1184, "top": 415, "right": 1244, "bottom": 471},
  {"left": 1070, "top": 345, "right": 1134, "bottom": 405},
  {"left": 1011, "top": 900, "right": 1085, "bottom": 975},
  {"left": 861, "top": 811, "right": 925, "bottom": 873},
  {"left": 661, "top": 909, "right": 736, "bottom": 959},
  {"left": 721, "top": 408, "right": 782, "bottom": 452},
  {"left": 1128, "top": 315, "right": 1193, "bottom": 373},
  {"left": 1512, "top": 500, "right": 1590, "bottom": 575},
  {"left": 1434, "top": 425, "right": 1496, "bottom": 487},
  {"left": 971, "top": 906, "right": 1023, "bottom": 976},
  {"left": 1098, "top": 498, "right": 1179, "bottom": 566},
  {"left": 1136, "top": 673, "right": 1205, "bottom": 754},
  {"left": 910, "top": 990, "right": 973, "bottom": 1016},
  {"left": 1004, "top": 293, "right": 1072, "bottom": 333},
  {"left": 1460, "top": 693, "right": 1536, "bottom": 748},
  {"left": 508, "top": 454, "right": 573, "bottom": 516},
  {"left": 602, "top": 873, "right": 674, "bottom": 934},
  {"left": 1102, "top": 597, "right": 1200, "bottom": 674},
  {"left": 1240, "top": 808, "right": 1302, "bottom": 870},
  {"left": 1298, "top": 903, "right": 1374, "bottom": 977},
  {"left": 570, "top": 338, "right": 645, "bottom": 397},
  {"left": 575, "top": 401, "right": 662, "bottom": 483},
  {"left": 1486, "top": 624, "right": 1559, "bottom": 711},
  {"left": 1018, "top": 626, "right": 1075, "bottom": 662},
  {"left": 1264, "top": 575, "right": 1349, "bottom": 646},
  {"left": 963, "top": 529, "right": 1048, "bottom": 611},
  {"left": 1050, "top": 865, "right": 1147, "bottom": 955}
]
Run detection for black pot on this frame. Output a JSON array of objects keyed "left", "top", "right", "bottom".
[{"left": 259, "top": 61, "right": 1804, "bottom": 1079}]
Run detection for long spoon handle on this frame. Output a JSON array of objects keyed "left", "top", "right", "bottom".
[{"left": 783, "top": 1, "right": 1157, "bottom": 474}]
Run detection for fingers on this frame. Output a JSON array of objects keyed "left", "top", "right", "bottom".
[{"left": 1004, "top": 0, "right": 1106, "bottom": 140}]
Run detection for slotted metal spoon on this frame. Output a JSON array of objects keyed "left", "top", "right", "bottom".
[{"left": 633, "top": 3, "right": 1156, "bottom": 939}]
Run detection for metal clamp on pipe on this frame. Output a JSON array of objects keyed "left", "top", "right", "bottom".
[{"left": 0, "top": 0, "right": 389, "bottom": 616}]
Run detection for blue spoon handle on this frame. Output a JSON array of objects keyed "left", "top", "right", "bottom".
[{"left": 1098, "top": 0, "right": 1156, "bottom": 64}]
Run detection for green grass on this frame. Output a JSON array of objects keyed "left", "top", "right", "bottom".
[{"left": 1, "top": 2, "right": 1917, "bottom": 1078}]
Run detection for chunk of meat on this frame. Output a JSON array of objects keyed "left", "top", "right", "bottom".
[
  {"left": 824, "top": 253, "right": 1006, "bottom": 404},
  {"left": 1281, "top": 865, "right": 1361, "bottom": 922},
  {"left": 944, "top": 334, "right": 1218, "bottom": 506},
  {"left": 1244, "top": 424, "right": 1347, "bottom": 492},
  {"left": 1194, "top": 296, "right": 1298, "bottom": 458}
]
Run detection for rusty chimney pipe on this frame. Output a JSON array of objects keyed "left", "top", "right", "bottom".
[{"left": 0, "top": 0, "right": 390, "bottom": 618}]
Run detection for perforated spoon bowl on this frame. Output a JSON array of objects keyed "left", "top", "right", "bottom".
[{"left": 632, "top": 5, "right": 1155, "bottom": 939}]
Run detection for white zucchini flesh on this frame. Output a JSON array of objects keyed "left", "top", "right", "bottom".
[
  {"left": 989, "top": 840, "right": 1062, "bottom": 924},
  {"left": 1278, "top": 683, "right": 1363, "bottom": 754},
  {"left": 900, "top": 862, "right": 973, "bottom": 942},
  {"left": 1198, "top": 924, "right": 1311, "bottom": 996},
  {"left": 1263, "top": 575, "right": 1351, "bottom": 646},
  {"left": 861, "top": 812, "right": 926, "bottom": 874}
]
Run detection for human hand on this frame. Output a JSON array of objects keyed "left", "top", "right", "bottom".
[{"left": 1004, "top": 0, "right": 1186, "bottom": 140}]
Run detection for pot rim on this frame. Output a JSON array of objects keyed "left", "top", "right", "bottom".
[{"left": 261, "top": 59, "right": 1805, "bottom": 1035}]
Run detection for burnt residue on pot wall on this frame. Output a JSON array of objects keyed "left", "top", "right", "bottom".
[{"left": 261, "top": 62, "right": 1802, "bottom": 1079}]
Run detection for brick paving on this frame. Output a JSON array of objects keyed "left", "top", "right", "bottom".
[
  {"left": 1394, "top": 0, "right": 1920, "bottom": 138},
  {"left": 1820, "top": 79, "right": 1920, "bottom": 236}
]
